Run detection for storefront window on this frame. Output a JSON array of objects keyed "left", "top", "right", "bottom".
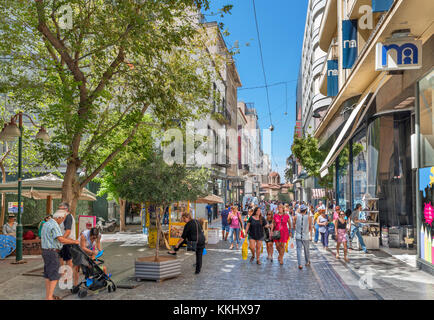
[
  {"left": 352, "top": 130, "right": 368, "bottom": 207},
  {"left": 368, "top": 113, "right": 413, "bottom": 229},
  {"left": 418, "top": 71, "right": 434, "bottom": 265},
  {"left": 419, "top": 70, "right": 434, "bottom": 168}
]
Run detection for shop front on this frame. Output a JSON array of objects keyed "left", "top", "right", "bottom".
[{"left": 416, "top": 69, "right": 434, "bottom": 274}]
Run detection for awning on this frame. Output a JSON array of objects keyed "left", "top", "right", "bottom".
[
  {"left": 0, "top": 173, "right": 97, "bottom": 201},
  {"left": 195, "top": 194, "right": 224, "bottom": 204},
  {"left": 320, "top": 75, "right": 389, "bottom": 177}
]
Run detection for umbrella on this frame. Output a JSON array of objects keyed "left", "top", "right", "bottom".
[
  {"left": 195, "top": 194, "right": 224, "bottom": 204},
  {"left": 0, "top": 173, "right": 97, "bottom": 213}
]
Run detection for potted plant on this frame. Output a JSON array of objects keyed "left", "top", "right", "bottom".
[{"left": 113, "top": 151, "right": 209, "bottom": 281}]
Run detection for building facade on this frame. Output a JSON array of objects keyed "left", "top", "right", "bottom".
[{"left": 314, "top": 0, "right": 433, "bottom": 274}]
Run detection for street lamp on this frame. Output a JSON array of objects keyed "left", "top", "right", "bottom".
[{"left": 0, "top": 112, "right": 50, "bottom": 263}]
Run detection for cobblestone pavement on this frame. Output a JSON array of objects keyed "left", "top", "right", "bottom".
[
  {"left": 64, "top": 224, "right": 360, "bottom": 300},
  {"left": 2, "top": 219, "right": 433, "bottom": 300}
]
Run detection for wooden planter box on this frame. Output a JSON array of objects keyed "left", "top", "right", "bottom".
[
  {"left": 23, "top": 239, "right": 42, "bottom": 255},
  {"left": 135, "top": 255, "right": 181, "bottom": 282}
]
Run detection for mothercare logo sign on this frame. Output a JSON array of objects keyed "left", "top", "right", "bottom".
[{"left": 375, "top": 38, "right": 422, "bottom": 71}]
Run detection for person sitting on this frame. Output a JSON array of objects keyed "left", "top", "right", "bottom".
[
  {"left": 79, "top": 227, "right": 108, "bottom": 275},
  {"left": 2, "top": 214, "right": 17, "bottom": 237}
]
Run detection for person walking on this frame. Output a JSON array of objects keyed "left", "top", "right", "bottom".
[
  {"left": 271, "top": 204, "right": 292, "bottom": 265},
  {"left": 221, "top": 204, "right": 230, "bottom": 241},
  {"left": 227, "top": 205, "right": 243, "bottom": 250},
  {"left": 169, "top": 212, "right": 206, "bottom": 274},
  {"left": 40, "top": 210, "right": 79, "bottom": 300},
  {"left": 313, "top": 208, "right": 321, "bottom": 244},
  {"left": 264, "top": 211, "right": 274, "bottom": 261},
  {"left": 349, "top": 204, "right": 369, "bottom": 253},
  {"left": 317, "top": 209, "right": 329, "bottom": 250},
  {"left": 206, "top": 204, "right": 213, "bottom": 224},
  {"left": 293, "top": 205, "right": 312, "bottom": 270},
  {"left": 334, "top": 210, "right": 349, "bottom": 262},
  {"left": 245, "top": 207, "right": 268, "bottom": 264}
]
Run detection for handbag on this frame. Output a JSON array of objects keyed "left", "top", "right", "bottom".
[
  {"left": 272, "top": 215, "right": 282, "bottom": 240},
  {"left": 187, "top": 220, "right": 199, "bottom": 252}
]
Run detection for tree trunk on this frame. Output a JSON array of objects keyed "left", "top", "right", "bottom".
[
  {"left": 0, "top": 163, "right": 5, "bottom": 227},
  {"left": 154, "top": 206, "right": 161, "bottom": 262},
  {"left": 62, "top": 160, "right": 81, "bottom": 217},
  {"left": 119, "top": 198, "right": 126, "bottom": 232}
]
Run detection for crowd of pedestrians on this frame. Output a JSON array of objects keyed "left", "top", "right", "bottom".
[{"left": 219, "top": 198, "right": 369, "bottom": 269}]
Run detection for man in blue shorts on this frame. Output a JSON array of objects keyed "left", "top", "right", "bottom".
[{"left": 221, "top": 204, "right": 230, "bottom": 241}]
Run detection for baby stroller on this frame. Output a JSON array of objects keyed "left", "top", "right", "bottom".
[{"left": 69, "top": 244, "right": 116, "bottom": 298}]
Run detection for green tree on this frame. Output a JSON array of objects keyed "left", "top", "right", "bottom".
[
  {"left": 0, "top": 0, "right": 231, "bottom": 215},
  {"left": 291, "top": 134, "right": 364, "bottom": 204},
  {"left": 112, "top": 150, "right": 210, "bottom": 261}
]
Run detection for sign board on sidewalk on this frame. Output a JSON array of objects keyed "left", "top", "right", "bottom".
[
  {"left": 78, "top": 215, "right": 96, "bottom": 236},
  {"left": 8, "top": 202, "right": 23, "bottom": 214}
]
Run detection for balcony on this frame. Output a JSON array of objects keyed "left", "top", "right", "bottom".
[
  {"left": 312, "top": 55, "right": 326, "bottom": 78},
  {"left": 312, "top": 93, "right": 332, "bottom": 113},
  {"left": 312, "top": 0, "right": 326, "bottom": 19},
  {"left": 319, "top": 0, "right": 337, "bottom": 51}
]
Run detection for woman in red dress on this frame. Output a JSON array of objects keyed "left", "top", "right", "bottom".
[{"left": 272, "top": 204, "right": 292, "bottom": 265}]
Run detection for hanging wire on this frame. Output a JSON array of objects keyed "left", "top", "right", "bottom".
[{"left": 252, "top": 0, "right": 273, "bottom": 128}]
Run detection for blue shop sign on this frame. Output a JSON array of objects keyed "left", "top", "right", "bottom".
[{"left": 327, "top": 60, "right": 339, "bottom": 97}]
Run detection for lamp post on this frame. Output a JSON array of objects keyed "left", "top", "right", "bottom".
[{"left": 0, "top": 112, "right": 49, "bottom": 263}]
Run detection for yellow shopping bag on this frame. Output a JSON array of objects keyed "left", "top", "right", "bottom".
[
  {"left": 242, "top": 239, "right": 248, "bottom": 260},
  {"left": 261, "top": 243, "right": 263, "bottom": 253},
  {"left": 285, "top": 238, "right": 289, "bottom": 252}
]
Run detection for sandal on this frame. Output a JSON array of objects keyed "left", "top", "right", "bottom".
[
  {"left": 336, "top": 254, "right": 340, "bottom": 259},
  {"left": 229, "top": 244, "right": 234, "bottom": 250},
  {"left": 257, "top": 260, "right": 261, "bottom": 265},
  {"left": 344, "top": 257, "right": 349, "bottom": 263},
  {"left": 250, "top": 256, "right": 255, "bottom": 262},
  {"left": 298, "top": 265, "right": 303, "bottom": 270},
  {"left": 52, "top": 295, "right": 61, "bottom": 300},
  {"left": 305, "top": 262, "right": 311, "bottom": 267}
]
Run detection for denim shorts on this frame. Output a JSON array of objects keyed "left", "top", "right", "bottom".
[
  {"left": 42, "top": 249, "right": 61, "bottom": 281},
  {"left": 221, "top": 224, "right": 230, "bottom": 232}
]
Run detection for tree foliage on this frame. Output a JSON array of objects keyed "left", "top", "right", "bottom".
[
  {"left": 291, "top": 134, "right": 364, "bottom": 192},
  {"left": 112, "top": 150, "right": 210, "bottom": 260},
  {"left": 0, "top": 0, "right": 231, "bottom": 213}
]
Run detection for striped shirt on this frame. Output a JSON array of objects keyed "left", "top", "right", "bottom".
[{"left": 41, "top": 218, "right": 63, "bottom": 250}]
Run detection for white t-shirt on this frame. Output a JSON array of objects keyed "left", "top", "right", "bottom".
[{"left": 60, "top": 213, "right": 76, "bottom": 240}]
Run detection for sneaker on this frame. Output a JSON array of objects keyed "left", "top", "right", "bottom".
[
  {"left": 363, "top": 250, "right": 369, "bottom": 254},
  {"left": 195, "top": 271, "right": 200, "bottom": 274}
]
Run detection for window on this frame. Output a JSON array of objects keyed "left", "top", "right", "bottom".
[{"left": 419, "top": 70, "right": 434, "bottom": 168}]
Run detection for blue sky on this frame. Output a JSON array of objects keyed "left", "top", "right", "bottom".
[{"left": 206, "top": 0, "right": 308, "bottom": 181}]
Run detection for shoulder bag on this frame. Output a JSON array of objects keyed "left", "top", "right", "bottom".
[{"left": 272, "top": 215, "right": 282, "bottom": 240}]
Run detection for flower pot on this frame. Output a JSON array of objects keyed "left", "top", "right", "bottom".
[{"left": 135, "top": 255, "right": 181, "bottom": 281}]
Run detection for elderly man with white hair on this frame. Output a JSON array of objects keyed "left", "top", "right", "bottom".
[{"left": 40, "top": 209, "right": 79, "bottom": 300}]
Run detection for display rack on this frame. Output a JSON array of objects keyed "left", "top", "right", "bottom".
[{"left": 359, "top": 197, "right": 380, "bottom": 250}]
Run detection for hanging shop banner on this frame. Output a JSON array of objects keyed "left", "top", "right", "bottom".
[
  {"left": 342, "top": 20, "right": 358, "bottom": 69},
  {"left": 375, "top": 38, "right": 422, "bottom": 71},
  {"left": 327, "top": 60, "right": 339, "bottom": 97},
  {"left": 419, "top": 167, "right": 434, "bottom": 265},
  {"left": 372, "top": 0, "right": 394, "bottom": 12}
]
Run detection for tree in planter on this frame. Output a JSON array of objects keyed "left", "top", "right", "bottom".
[
  {"left": 0, "top": 0, "right": 232, "bottom": 215},
  {"left": 112, "top": 151, "right": 210, "bottom": 261}
]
